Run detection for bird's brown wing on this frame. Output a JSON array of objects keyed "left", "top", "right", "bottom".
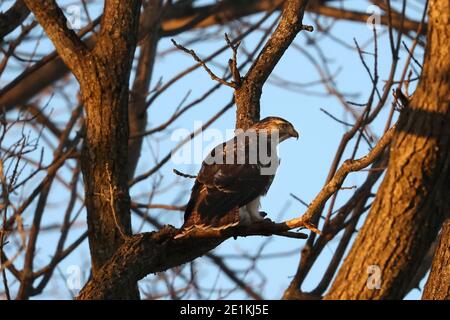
[{"left": 181, "top": 138, "right": 275, "bottom": 230}]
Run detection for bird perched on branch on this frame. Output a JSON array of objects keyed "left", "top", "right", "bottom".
[{"left": 175, "top": 117, "right": 299, "bottom": 238}]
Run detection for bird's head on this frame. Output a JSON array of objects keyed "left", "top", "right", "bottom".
[{"left": 251, "top": 117, "right": 299, "bottom": 142}]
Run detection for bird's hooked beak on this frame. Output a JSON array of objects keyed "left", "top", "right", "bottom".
[{"left": 290, "top": 127, "right": 299, "bottom": 140}]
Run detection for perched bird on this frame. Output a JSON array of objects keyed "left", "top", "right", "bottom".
[{"left": 175, "top": 117, "right": 299, "bottom": 238}]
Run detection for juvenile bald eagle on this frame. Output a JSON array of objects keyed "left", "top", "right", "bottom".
[{"left": 176, "top": 117, "right": 298, "bottom": 238}]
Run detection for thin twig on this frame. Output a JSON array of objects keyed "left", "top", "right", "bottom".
[
  {"left": 171, "top": 39, "right": 236, "bottom": 88},
  {"left": 224, "top": 33, "right": 242, "bottom": 86},
  {"left": 173, "top": 168, "right": 196, "bottom": 179}
]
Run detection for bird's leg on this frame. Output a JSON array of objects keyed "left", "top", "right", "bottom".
[
  {"left": 247, "top": 197, "right": 264, "bottom": 222},
  {"left": 239, "top": 206, "right": 252, "bottom": 225}
]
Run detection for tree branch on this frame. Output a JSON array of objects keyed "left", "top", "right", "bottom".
[
  {"left": 0, "top": 0, "right": 426, "bottom": 113},
  {"left": 171, "top": 39, "right": 237, "bottom": 88},
  {"left": 234, "top": 0, "right": 311, "bottom": 129},
  {"left": 128, "top": 0, "right": 163, "bottom": 179},
  {"left": 299, "top": 122, "right": 397, "bottom": 223},
  {"left": 0, "top": 0, "right": 30, "bottom": 41},
  {"left": 161, "top": 0, "right": 425, "bottom": 36},
  {"left": 22, "top": 0, "right": 88, "bottom": 78},
  {"left": 76, "top": 219, "right": 310, "bottom": 299}
]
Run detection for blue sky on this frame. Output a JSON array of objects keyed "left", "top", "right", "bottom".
[{"left": 0, "top": 0, "right": 427, "bottom": 299}]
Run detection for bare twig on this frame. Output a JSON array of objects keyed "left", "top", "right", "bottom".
[
  {"left": 173, "top": 169, "right": 196, "bottom": 179},
  {"left": 171, "top": 39, "right": 236, "bottom": 88}
]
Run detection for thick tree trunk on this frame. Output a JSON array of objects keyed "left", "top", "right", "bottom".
[
  {"left": 78, "top": 2, "right": 142, "bottom": 299},
  {"left": 22, "top": 1, "right": 142, "bottom": 300},
  {"left": 422, "top": 219, "right": 450, "bottom": 300},
  {"left": 325, "top": 0, "right": 450, "bottom": 300}
]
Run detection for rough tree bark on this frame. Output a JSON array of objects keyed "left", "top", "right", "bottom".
[
  {"left": 234, "top": 0, "right": 310, "bottom": 129},
  {"left": 22, "top": 0, "right": 143, "bottom": 299},
  {"left": 325, "top": 0, "right": 450, "bottom": 299},
  {"left": 79, "top": 1, "right": 142, "bottom": 299},
  {"left": 422, "top": 219, "right": 450, "bottom": 300},
  {"left": 76, "top": 221, "right": 308, "bottom": 299}
]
